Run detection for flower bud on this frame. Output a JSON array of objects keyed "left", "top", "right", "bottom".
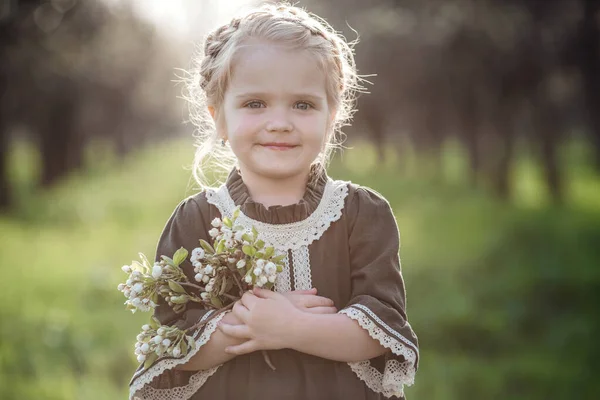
[
  {"left": 211, "top": 218, "right": 222, "bottom": 228},
  {"left": 133, "top": 283, "right": 144, "bottom": 293},
  {"left": 205, "top": 284, "right": 213, "bottom": 292},
  {"left": 122, "top": 265, "right": 131, "bottom": 273},
  {"left": 152, "top": 265, "right": 162, "bottom": 279},
  {"left": 195, "top": 273, "right": 203, "bottom": 282},
  {"left": 157, "top": 328, "right": 165, "bottom": 336},
  {"left": 256, "top": 259, "right": 265, "bottom": 268},
  {"left": 172, "top": 347, "right": 181, "bottom": 357},
  {"left": 259, "top": 276, "right": 268, "bottom": 285},
  {"left": 265, "top": 262, "right": 276, "bottom": 275},
  {"left": 205, "top": 265, "right": 214, "bottom": 275},
  {"left": 162, "top": 339, "right": 171, "bottom": 347},
  {"left": 137, "top": 354, "right": 146, "bottom": 363},
  {"left": 236, "top": 260, "right": 246, "bottom": 269},
  {"left": 234, "top": 231, "right": 244, "bottom": 241},
  {"left": 141, "top": 343, "right": 150, "bottom": 353},
  {"left": 268, "top": 275, "right": 276, "bottom": 283},
  {"left": 201, "top": 292, "right": 210, "bottom": 300},
  {"left": 253, "top": 267, "right": 262, "bottom": 276},
  {"left": 117, "top": 283, "right": 125, "bottom": 291},
  {"left": 153, "top": 336, "right": 163, "bottom": 344},
  {"left": 208, "top": 228, "right": 219, "bottom": 238},
  {"left": 142, "top": 324, "right": 150, "bottom": 331},
  {"left": 244, "top": 275, "right": 253, "bottom": 284},
  {"left": 202, "top": 275, "right": 210, "bottom": 283}
]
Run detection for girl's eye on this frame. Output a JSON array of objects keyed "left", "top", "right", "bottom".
[
  {"left": 245, "top": 101, "right": 265, "bottom": 109},
  {"left": 294, "top": 101, "right": 313, "bottom": 111}
]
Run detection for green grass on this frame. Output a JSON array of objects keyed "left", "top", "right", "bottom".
[{"left": 1, "top": 137, "right": 599, "bottom": 399}]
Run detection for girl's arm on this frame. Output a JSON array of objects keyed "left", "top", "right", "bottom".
[
  {"left": 287, "top": 312, "right": 387, "bottom": 362},
  {"left": 175, "top": 311, "right": 244, "bottom": 371}
]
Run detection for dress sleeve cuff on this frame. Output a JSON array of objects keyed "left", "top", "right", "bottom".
[
  {"left": 129, "top": 311, "right": 226, "bottom": 400},
  {"left": 339, "top": 304, "right": 418, "bottom": 399}
]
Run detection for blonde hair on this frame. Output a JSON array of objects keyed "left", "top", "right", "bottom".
[{"left": 183, "top": 2, "right": 361, "bottom": 188}]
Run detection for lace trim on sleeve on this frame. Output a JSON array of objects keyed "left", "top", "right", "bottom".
[
  {"left": 339, "top": 305, "right": 418, "bottom": 398},
  {"left": 129, "top": 311, "right": 226, "bottom": 400}
]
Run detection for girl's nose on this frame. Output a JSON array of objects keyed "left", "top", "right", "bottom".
[{"left": 265, "top": 109, "right": 293, "bottom": 133}]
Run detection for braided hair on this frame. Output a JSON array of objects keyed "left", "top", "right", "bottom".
[{"left": 185, "top": 2, "right": 362, "bottom": 188}]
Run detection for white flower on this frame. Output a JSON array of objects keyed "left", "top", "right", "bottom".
[
  {"left": 211, "top": 218, "right": 222, "bottom": 228},
  {"left": 225, "top": 239, "right": 235, "bottom": 248},
  {"left": 244, "top": 275, "right": 253, "bottom": 284},
  {"left": 223, "top": 230, "right": 233, "bottom": 241},
  {"left": 152, "top": 265, "right": 162, "bottom": 279},
  {"left": 117, "top": 283, "right": 125, "bottom": 291},
  {"left": 253, "top": 267, "right": 263, "bottom": 276},
  {"left": 135, "top": 347, "right": 142, "bottom": 355},
  {"left": 208, "top": 228, "right": 219, "bottom": 238},
  {"left": 142, "top": 324, "right": 150, "bottom": 331},
  {"left": 153, "top": 336, "right": 163, "bottom": 344},
  {"left": 193, "top": 261, "right": 202, "bottom": 269},
  {"left": 162, "top": 339, "right": 171, "bottom": 347},
  {"left": 255, "top": 279, "right": 264, "bottom": 287},
  {"left": 236, "top": 260, "right": 246, "bottom": 269},
  {"left": 157, "top": 328, "right": 165, "bottom": 336},
  {"left": 191, "top": 248, "right": 205, "bottom": 261},
  {"left": 234, "top": 231, "right": 244, "bottom": 241},
  {"left": 259, "top": 276, "right": 268, "bottom": 285},
  {"left": 122, "top": 265, "right": 131, "bottom": 273},
  {"left": 172, "top": 347, "right": 181, "bottom": 357},
  {"left": 200, "top": 292, "right": 210, "bottom": 300},
  {"left": 124, "top": 289, "right": 131, "bottom": 298},
  {"left": 140, "top": 343, "right": 150, "bottom": 353},
  {"left": 268, "top": 275, "right": 276, "bottom": 283},
  {"left": 209, "top": 278, "right": 216, "bottom": 284},
  {"left": 142, "top": 298, "right": 149, "bottom": 304},
  {"left": 137, "top": 354, "right": 146, "bottom": 363},
  {"left": 228, "top": 258, "right": 236, "bottom": 264},
  {"left": 195, "top": 273, "right": 203, "bottom": 282},
  {"left": 265, "top": 262, "right": 276, "bottom": 275},
  {"left": 136, "top": 334, "right": 144, "bottom": 341},
  {"left": 256, "top": 259, "right": 265, "bottom": 268},
  {"left": 132, "top": 270, "right": 141, "bottom": 278},
  {"left": 202, "top": 275, "right": 210, "bottom": 283},
  {"left": 132, "top": 298, "right": 142, "bottom": 307},
  {"left": 133, "top": 283, "right": 144, "bottom": 294},
  {"left": 204, "top": 265, "right": 214, "bottom": 275},
  {"left": 126, "top": 278, "right": 133, "bottom": 286},
  {"left": 205, "top": 284, "right": 213, "bottom": 292}
]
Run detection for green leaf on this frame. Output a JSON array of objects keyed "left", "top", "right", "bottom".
[
  {"left": 150, "top": 316, "right": 159, "bottom": 330},
  {"left": 180, "top": 339, "right": 188, "bottom": 356},
  {"left": 276, "top": 264, "right": 283, "bottom": 272},
  {"left": 199, "top": 239, "right": 215, "bottom": 254},
  {"left": 255, "top": 252, "right": 264, "bottom": 258},
  {"left": 216, "top": 240, "right": 225, "bottom": 254},
  {"left": 272, "top": 254, "right": 287, "bottom": 263},
  {"left": 219, "top": 278, "right": 228, "bottom": 296},
  {"left": 242, "top": 233, "right": 253, "bottom": 243},
  {"left": 138, "top": 253, "right": 152, "bottom": 270},
  {"left": 223, "top": 216, "right": 233, "bottom": 228},
  {"left": 233, "top": 225, "right": 244, "bottom": 232},
  {"left": 161, "top": 256, "right": 176, "bottom": 268},
  {"left": 144, "top": 353, "right": 158, "bottom": 369},
  {"left": 168, "top": 280, "right": 186, "bottom": 294},
  {"left": 256, "top": 240, "right": 265, "bottom": 250},
  {"left": 233, "top": 207, "right": 241, "bottom": 220},
  {"left": 173, "top": 247, "right": 189, "bottom": 266},
  {"left": 242, "top": 245, "right": 256, "bottom": 256},
  {"left": 151, "top": 292, "right": 159, "bottom": 304},
  {"left": 264, "top": 247, "right": 274, "bottom": 258},
  {"left": 171, "top": 295, "right": 188, "bottom": 304},
  {"left": 252, "top": 226, "right": 259, "bottom": 240},
  {"left": 210, "top": 296, "right": 223, "bottom": 308}
]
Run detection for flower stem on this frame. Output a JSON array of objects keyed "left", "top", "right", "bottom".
[
  {"left": 185, "top": 302, "right": 235, "bottom": 333},
  {"left": 179, "top": 282, "right": 238, "bottom": 301}
]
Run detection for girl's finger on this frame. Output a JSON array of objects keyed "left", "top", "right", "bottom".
[
  {"left": 225, "top": 340, "right": 258, "bottom": 355},
  {"left": 232, "top": 301, "right": 251, "bottom": 323},
  {"left": 218, "top": 323, "right": 252, "bottom": 339},
  {"left": 302, "top": 295, "right": 335, "bottom": 308},
  {"left": 290, "top": 288, "right": 318, "bottom": 295},
  {"left": 306, "top": 306, "right": 338, "bottom": 314},
  {"left": 240, "top": 291, "right": 259, "bottom": 308}
]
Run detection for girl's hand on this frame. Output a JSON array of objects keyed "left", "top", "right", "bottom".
[
  {"left": 283, "top": 288, "right": 338, "bottom": 314},
  {"left": 218, "top": 288, "right": 302, "bottom": 355}
]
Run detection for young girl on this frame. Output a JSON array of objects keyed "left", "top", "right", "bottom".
[{"left": 129, "top": 3, "right": 418, "bottom": 399}]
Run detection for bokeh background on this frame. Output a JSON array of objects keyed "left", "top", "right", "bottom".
[{"left": 1, "top": 0, "right": 599, "bottom": 399}]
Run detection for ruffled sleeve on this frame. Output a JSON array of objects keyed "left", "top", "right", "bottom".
[
  {"left": 129, "top": 194, "right": 227, "bottom": 400},
  {"left": 338, "top": 187, "right": 419, "bottom": 399}
]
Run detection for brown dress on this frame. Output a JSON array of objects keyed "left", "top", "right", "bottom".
[{"left": 129, "top": 168, "right": 419, "bottom": 400}]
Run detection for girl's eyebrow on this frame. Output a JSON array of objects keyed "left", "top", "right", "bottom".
[{"left": 234, "top": 92, "right": 326, "bottom": 103}]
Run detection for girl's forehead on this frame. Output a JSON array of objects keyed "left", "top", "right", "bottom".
[{"left": 228, "top": 44, "right": 327, "bottom": 95}]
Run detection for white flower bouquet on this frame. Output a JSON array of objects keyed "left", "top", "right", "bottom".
[{"left": 118, "top": 208, "right": 285, "bottom": 369}]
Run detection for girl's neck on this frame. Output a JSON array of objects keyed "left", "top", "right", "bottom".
[{"left": 238, "top": 167, "right": 310, "bottom": 208}]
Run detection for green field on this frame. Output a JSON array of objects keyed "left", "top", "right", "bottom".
[{"left": 1, "top": 138, "right": 599, "bottom": 399}]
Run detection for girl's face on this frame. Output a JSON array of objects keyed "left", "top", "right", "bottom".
[{"left": 218, "top": 42, "right": 332, "bottom": 182}]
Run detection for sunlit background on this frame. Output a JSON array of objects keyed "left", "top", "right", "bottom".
[{"left": 1, "top": 0, "right": 599, "bottom": 399}]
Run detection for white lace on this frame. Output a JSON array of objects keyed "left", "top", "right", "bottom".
[
  {"left": 339, "top": 305, "right": 418, "bottom": 398},
  {"left": 291, "top": 246, "right": 312, "bottom": 290},
  {"left": 275, "top": 253, "right": 292, "bottom": 293},
  {"left": 129, "top": 311, "right": 226, "bottom": 400},
  {"left": 205, "top": 179, "right": 349, "bottom": 251}
]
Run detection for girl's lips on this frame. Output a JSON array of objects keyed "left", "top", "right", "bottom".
[{"left": 260, "top": 144, "right": 298, "bottom": 151}]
